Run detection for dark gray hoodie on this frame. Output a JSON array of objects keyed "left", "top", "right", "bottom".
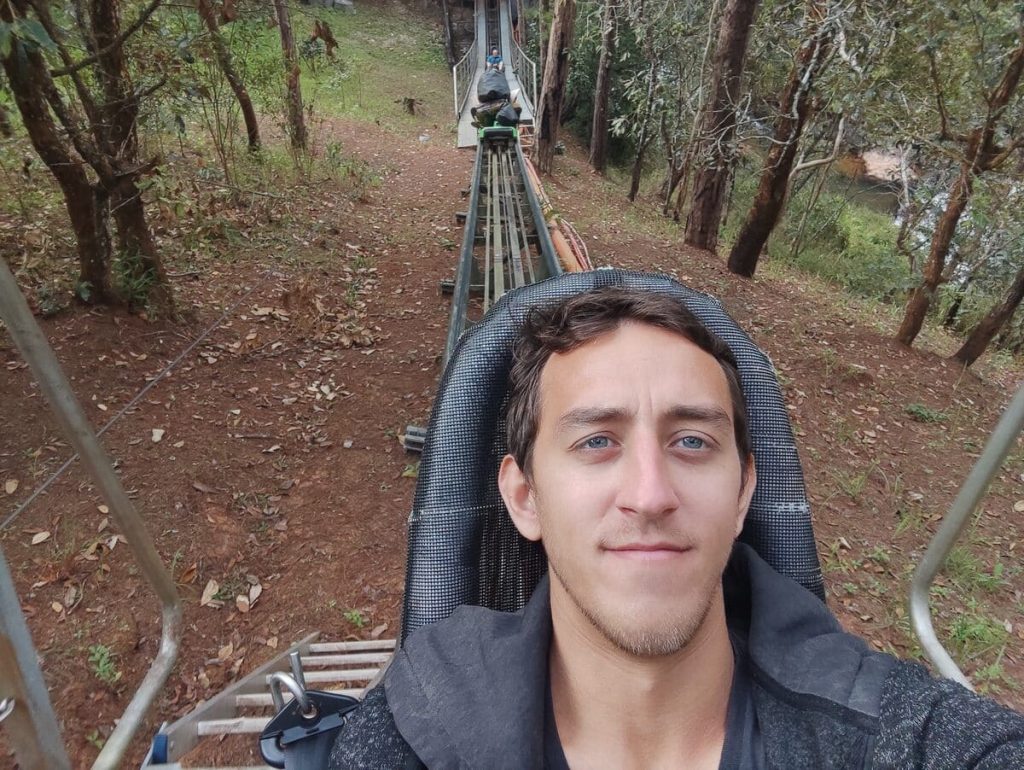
[{"left": 329, "top": 544, "right": 1024, "bottom": 769}]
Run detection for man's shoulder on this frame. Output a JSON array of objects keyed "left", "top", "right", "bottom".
[
  {"left": 328, "top": 684, "right": 423, "bottom": 769},
  {"left": 875, "top": 659, "right": 1024, "bottom": 768}
]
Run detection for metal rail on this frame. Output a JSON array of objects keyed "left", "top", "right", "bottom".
[
  {"left": 509, "top": 36, "right": 537, "bottom": 112},
  {"left": 909, "top": 380, "right": 1024, "bottom": 688},
  {"left": 0, "top": 257, "right": 182, "bottom": 770},
  {"left": 445, "top": 130, "right": 561, "bottom": 364},
  {"left": 452, "top": 32, "right": 478, "bottom": 119}
]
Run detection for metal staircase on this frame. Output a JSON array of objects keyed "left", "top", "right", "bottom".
[{"left": 144, "top": 637, "right": 394, "bottom": 767}]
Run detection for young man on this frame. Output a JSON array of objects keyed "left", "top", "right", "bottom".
[{"left": 330, "top": 287, "right": 1024, "bottom": 768}]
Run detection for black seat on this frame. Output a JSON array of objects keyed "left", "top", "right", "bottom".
[{"left": 400, "top": 269, "right": 823, "bottom": 643}]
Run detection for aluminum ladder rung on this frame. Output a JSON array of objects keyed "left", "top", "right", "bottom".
[
  {"left": 308, "top": 640, "right": 395, "bottom": 653},
  {"left": 276, "top": 667, "right": 381, "bottom": 684},
  {"left": 300, "top": 651, "right": 391, "bottom": 666},
  {"left": 197, "top": 717, "right": 271, "bottom": 736},
  {"left": 235, "top": 687, "right": 363, "bottom": 708}
]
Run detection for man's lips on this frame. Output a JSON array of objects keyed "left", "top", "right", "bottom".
[{"left": 603, "top": 543, "right": 691, "bottom": 561}]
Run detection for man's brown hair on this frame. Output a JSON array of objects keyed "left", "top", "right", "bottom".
[{"left": 505, "top": 286, "right": 751, "bottom": 477}]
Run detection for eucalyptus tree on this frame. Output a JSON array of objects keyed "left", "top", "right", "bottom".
[
  {"left": 727, "top": 0, "right": 843, "bottom": 277},
  {"left": 0, "top": 0, "right": 173, "bottom": 310},
  {"left": 885, "top": 2, "right": 1024, "bottom": 346},
  {"left": 536, "top": 0, "right": 577, "bottom": 172},
  {"left": 683, "top": 0, "right": 758, "bottom": 250}
]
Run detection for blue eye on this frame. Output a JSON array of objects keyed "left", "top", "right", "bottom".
[
  {"left": 679, "top": 436, "right": 705, "bottom": 449},
  {"left": 583, "top": 436, "right": 610, "bottom": 450}
]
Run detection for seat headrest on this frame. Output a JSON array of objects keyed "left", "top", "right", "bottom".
[{"left": 400, "top": 269, "right": 823, "bottom": 642}]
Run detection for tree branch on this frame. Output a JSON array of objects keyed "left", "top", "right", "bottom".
[
  {"left": 986, "top": 136, "right": 1024, "bottom": 171},
  {"left": 49, "top": 0, "right": 163, "bottom": 77},
  {"left": 927, "top": 49, "right": 964, "bottom": 143},
  {"left": 790, "top": 114, "right": 845, "bottom": 178}
]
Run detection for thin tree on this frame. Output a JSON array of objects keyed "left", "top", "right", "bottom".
[
  {"left": 683, "top": 0, "right": 758, "bottom": 250},
  {"left": 273, "top": 0, "right": 307, "bottom": 150},
  {"left": 726, "top": 0, "right": 836, "bottom": 277},
  {"left": 953, "top": 264, "right": 1024, "bottom": 367},
  {"left": 1, "top": 0, "right": 171, "bottom": 309},
  {"left": 197, "top": 0, "right": 261, "bottom": 151},
  {"left": 589, "top": 0, "right": 617, "bottom": 172},
  {"left": 627, "top": 61, "right": 659, "bottom": 201},
  {"left": 534, "top": 0, "right": 576, "bottom": 173},
  {"left": 895, "top": 37, "right": 1024, "bottom": 346}
]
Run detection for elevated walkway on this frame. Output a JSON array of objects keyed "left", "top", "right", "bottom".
[{"left": 455, "top": 0, "right": 536, "bottom": 149}]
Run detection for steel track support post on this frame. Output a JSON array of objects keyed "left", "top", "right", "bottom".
[
  {"left": 0, "top": 545, "right": 72, "bottom": 770},
  {"left": 909, "top": 381, "right": 1024, "bottom": 687},
  {"left": 0, "top": 258, "right": 182, "bottom": 769}
]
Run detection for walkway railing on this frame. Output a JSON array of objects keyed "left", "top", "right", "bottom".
[
  {"left": 509, "top": 37, "right": 537, "bottom": 111},
  {"left": 453, "top": 39, "right": 479, "bottom": 119}
]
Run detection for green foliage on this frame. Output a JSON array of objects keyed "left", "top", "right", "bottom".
[
  {"left": 905, "top": 403, "right": 948, "bottom": 423},
  {"left": 343, "top": 609, "right": 367, "bottom": 628},
  {"left": 87, "top": 644, "right": 122, "bottom": 686}
]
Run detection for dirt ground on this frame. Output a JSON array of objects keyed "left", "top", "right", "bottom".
[{"left": 2, "top": 13, "right": 1024, "bottom": 768}]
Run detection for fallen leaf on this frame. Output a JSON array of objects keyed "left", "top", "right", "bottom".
[
  {"left": 173, "top": 440, "right": 185, "bottom": 449},
  {"left": 4, "top": 479, "right": 18, "bottom": 495},
  {"left": 97, "top": 504, "right": 109, "bottom": 514},
  {"left": 370, "top": 623, "right": 388, "bottom": 639},
  {"left": 1014, "top": 500, "right": 1024, "bottom": 513},
  {"left": 218, "top": 642, "right": 234, "bottom": 660},
  {"left": 31, "top": 531, "right": 51, "bottom": 545},
  {"left": 235, "top": 595, "right": 250, "bottom": 613},
  {"left": 192, "top": 481, "right": 216, "bottom": 494},
  {"left": 51, "top": 601, "right": 64, "bottom": 613},
  {"left": 266, "top": 636, "right": 279, "bottom": 649},
  {"left": 201, "top": 579, "right": 219, "bottom": 607},
  {"left": 248, "top": 583, "right": 263, "bottom": 606},
  {"left": 152, "top": 428, "right": 165, "bottom": 443},
  {"left": 179, "top": 563, "right": 198, "bottom": 585}
]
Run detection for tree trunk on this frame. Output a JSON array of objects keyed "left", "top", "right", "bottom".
[
  {"left": 627, "top": 61, "right": 658, "bottom": 202},
  {"left": 0, "top": 13, "right": 114, "bottom": 302},
  {"left": 943, "top": 275, "right": 972, "bottom": 329},
  {"left": 197, "top": 0, "right": 261, "bottom": 151},
  {"left": 726, "top": 1, "right": 833, "bottom": 277},
  {"left": 897, "top": 38, "right": 1024, "bottom": 346},
  {"left": 534, "top": 0, "right": 575, "bottom": 174},
  {"left": 683, "top": 0, "right": 759, "bottom": 251},
  {"left": 440, "top": 0, "right": 457, "bottom": 67},
  {"left": 273, "top": 0, "right": 307, "bottom": 150},
  {"left": 588, "top": 0, "right": 616, "bottom": 173},
  {"left": 896, "top": 163, "right": 974, "bottom": 344},
  {"left": 90, "top": 0, "right": 172, "bottom": 311},
  {"left": 953, "top": 266, "right": 1024, "bottom": 367}
]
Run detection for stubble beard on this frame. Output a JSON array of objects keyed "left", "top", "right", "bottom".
[{"left": 549, "top": 556, "right": 723, "bottom": 657}]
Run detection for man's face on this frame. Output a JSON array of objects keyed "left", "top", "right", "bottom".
[{"left": 500, "top": 323, "right": 755, "bottom": 657}]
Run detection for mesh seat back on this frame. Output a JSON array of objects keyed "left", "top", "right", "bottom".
[{"left": 400, "top": 270, "right": 822, "bottom": 643}]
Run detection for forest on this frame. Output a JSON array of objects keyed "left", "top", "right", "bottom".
[
  {"left": 2, "top": 1, "right": 1023, "bottom": 364},
  {"left": 1, "top": 0, "right": 1023, "bottom": 765}
]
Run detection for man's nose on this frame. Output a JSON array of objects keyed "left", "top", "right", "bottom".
[{"left": 615, "top": 438, "right": 680, "bottom": 518}]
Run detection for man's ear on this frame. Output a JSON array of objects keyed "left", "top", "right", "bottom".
[
  {"left": 735, "top": 454, "right": 757, "bottom": 538},
  {"left": 498, "top": 454, "right": 541, "bottom": 542}
]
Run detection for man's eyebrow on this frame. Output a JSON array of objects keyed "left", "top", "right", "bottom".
[
  {"left": 556, "top": 406, "right": 631, "bottom": 432},
  {"left": 555, "top": 405, "right": 732, "bottom": 432},
  {"left": 666, "top": 405, "right": 732, "bottom": 429}
]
